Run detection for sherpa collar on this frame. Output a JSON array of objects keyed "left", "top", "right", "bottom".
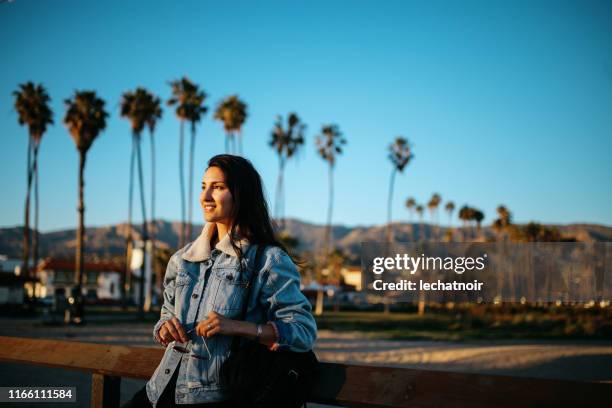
[{"left": 181, "top": 223, "right": 249, "bottom": 262}]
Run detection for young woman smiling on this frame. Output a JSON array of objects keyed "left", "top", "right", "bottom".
[{"left": 123, "top": 155, "right": 317, "bottom": 407}]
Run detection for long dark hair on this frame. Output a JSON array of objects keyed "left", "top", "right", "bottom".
[{"left": 207, "top": 154, "right": 291, "bottom": 261}]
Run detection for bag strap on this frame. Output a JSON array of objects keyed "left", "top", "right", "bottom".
[{"left": 231, "top": 244, "right": 265, "bottom": 352}]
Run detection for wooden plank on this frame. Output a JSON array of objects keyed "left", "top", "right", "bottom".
[
  {"left": 91, "top": 373, "right": 120, "bottom": 408},
  {"left": 0, "top": 336, "right": 163, "bottom": 379},
  {"left": 309, "top": 363, "right": 612, "bottom": 408},
  {"left": 1, "top": 336, "right": 611, "bottom": 407}
]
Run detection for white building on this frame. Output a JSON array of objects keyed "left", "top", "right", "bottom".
[{"left": 35, "top": 258, "right": 123, "bottom": 301}]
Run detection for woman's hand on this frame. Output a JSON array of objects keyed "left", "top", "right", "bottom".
[
  {"left": 158, "top": 317, "right": 188, "bottom": 346},
  {"left": 196, "top": 311, "right": 239, "bottom": 338}
]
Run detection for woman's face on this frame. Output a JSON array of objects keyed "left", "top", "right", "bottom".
[{"left": 200, "top": 166, "right": 234, "bottom": 225}]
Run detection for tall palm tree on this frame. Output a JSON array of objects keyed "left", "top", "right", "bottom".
[
  {"left": 167, "top": 77, "right": 207, "bottom": 247},
  {"left": 405, "top": 197, "right": 416, "bottom": 221},
  {"left": 415, "top": 204, "right": 424, "bottom": 240},
  {"left": 444, "top": 201, "right": 455, "bottom": 241},
  {"left": 405, "top": 197, "right": 417, "bottom": 240},
  {"left": 473, "top": 208, "right": 484, "bottom": 237},
  {"left": 427, "top": 193, "right": 441, "bottom": 240},
  {"left": 144, "top": 93, "right": 163, "bottom": 300},
  {"left": 269, "top": 113, "right": 306, "bottom": 229},
  {"left": 120, "top": 87, "right": 161, "bottom": 315},
  {"left": 315, "top": 124, "right": 346, "bottom": 316},
  {"left": 492, "top": 205, "right": 512, "bottom": 240},
  {"left": 214, "top": 95, "right": 247, "bottom": 155},
  {"left": 386, "top": 137, "right": 414, "bottom": 242},
  {"left": 64, "top": 90, "right": 108, "bottom": 322},
  {"left": 315, "top": 124, "right": 346, "bottom": 257},
  {"left": 445, "top": 201, "right": 455, "bottom": 225},
  {"left": 13, "top": 82, "right": 53, "bottom": 282}
]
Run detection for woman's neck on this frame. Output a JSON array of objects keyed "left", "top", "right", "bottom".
[{"left": 215, "top": 222, "right": 231, "bottom": 242}]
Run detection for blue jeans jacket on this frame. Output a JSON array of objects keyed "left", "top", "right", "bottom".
[{"left": 146, "top": 224, "right": 317, "bottom": 406}]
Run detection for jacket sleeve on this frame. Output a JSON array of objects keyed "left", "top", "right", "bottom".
[
  {"left": 258, "top": 247, "right": 317, "bottom": 352},
  {"left": 152, "top": 252, "right": 180, "bottom": 346}
]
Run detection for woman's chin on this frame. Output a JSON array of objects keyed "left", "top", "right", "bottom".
[{"left": 203, "top": 214, "right": 217, "bottom": 223}]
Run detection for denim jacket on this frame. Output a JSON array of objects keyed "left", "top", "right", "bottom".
[{"left": 146, "top": 223, "right": 317, "bottom": 406}]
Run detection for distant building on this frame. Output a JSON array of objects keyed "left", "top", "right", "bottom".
[
  {"left": 0, "top": 255, "right": 28, "bottom": 305},
  {"left": 319, "top": 265, "right": 363, "bottom": 291},
  {"left": 0, "top": 255, "right": 26, "bottom": 274},
  {"left": 34, "top": 258, "right": 123, "bottom": 301},
  {"left": 340, "top": 266, "right": 363, "bottom": 291}
]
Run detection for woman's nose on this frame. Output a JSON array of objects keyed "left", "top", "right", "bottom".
[{"left": 202, "top": 187, "right": 213, "bottom": 201}]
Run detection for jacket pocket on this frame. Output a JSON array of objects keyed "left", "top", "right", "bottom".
[{"left": 212, "top": 268, "right": 248, "bottom": 311}]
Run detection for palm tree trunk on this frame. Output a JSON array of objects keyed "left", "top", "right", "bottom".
[
  {"left": 136, "top": 137, "right": 149, "bottom": 317},
  {"left": 386, "top": 169, "right": 397, "bottom": 242},
  {"left": 123, "top": 135, "right": 136, "bottom": 307},
  {"left": 179, "top": 120, "right": 186, "bottom": 249},
  {"left": 33, "top": 143, "right": 40, "bottom": 271},
  {"left": 325, "top": 164, "right": 334, "bottom": 258},
  {"left": 75, "top": 152, "right": 86, "bottom": 322},
  {"left": 187, "top": 121, "right": 195, "bottom": 243},
  {"left": 275, "top": 158, "right": 285, "bottom": 229},
  {"left": 238, "top": 131, "right": 243, "bottom": 156},
  {"left": 150, "top": 129, "right": 161, "bottom": 303},
  {"left": 224, "top": 132, "right": 229, "bottom": 153},
  {"left": 316, "top": 164, "right": 334, "bottom": 317},
  {"left": 22, "top": 136, "right": 33, "bottom": 282}
]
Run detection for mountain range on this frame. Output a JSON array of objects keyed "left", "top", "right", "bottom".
[{"left": 1, "top": 219, "right": 611, "bottom": 263}]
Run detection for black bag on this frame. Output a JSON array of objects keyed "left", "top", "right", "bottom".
[{"left": 220, "top": 246, "right": 319, "bottom": 408}]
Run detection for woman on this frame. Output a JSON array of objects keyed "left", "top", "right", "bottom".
[{"left": 124, "top": 154, "right": 317, "bottom": 407}]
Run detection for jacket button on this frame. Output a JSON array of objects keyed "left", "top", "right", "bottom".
[
  {"left": 192, "top": 293, "right": 198, "bottom": 299},
  {"left": 227, "top": 275, "right": 233, "bottom": 281},
  {"left": 165, "top": 369, "right": 170, "bottom": 374}
]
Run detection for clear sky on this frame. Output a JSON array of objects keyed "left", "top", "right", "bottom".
[{"left": 1, "top": 0, "right": 611, "bottom": 232}]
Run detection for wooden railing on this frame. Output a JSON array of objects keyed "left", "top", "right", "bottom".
[{"left": 0, "top": 336, "right": 610, "bottom": 407}]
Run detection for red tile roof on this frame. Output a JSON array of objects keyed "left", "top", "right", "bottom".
[{"left": 37, "top": 258, "right": 123, "bottom": 273}]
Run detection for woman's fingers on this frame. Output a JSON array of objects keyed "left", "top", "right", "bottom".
[
  {"left": 195, "top": 319, "right": 216, "bottom": 337},
  {"left": 205, "top": 325, "right": 221, "bottom": 338},
  {"left": 161, "top": 318, "right": 187, "bottom": 343},
  {"left": 170, "top": 317, "right": 188, "bottom": 342}
]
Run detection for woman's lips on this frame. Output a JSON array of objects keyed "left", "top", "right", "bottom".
[{"left": 204, "top": 205, "right": 216, "bottom": 212}]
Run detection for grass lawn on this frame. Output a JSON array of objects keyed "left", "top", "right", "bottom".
[{"left": 314, "top": 308, "right": 612, "bottom": 341}]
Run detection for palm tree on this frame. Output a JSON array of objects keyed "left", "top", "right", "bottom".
[
  {"left": 386, "top": 137, "right": 414, "bottom": 242},
  {"left": 167, "top": 77, "right": 207, "bottom": 247},
  {"left": 427, "top": 193, "right": 441, "bottom": 240},
  {"left": 415, "top": 204, "right": 424, "bottom": 240},
  {"left": 405, "top": 197, "right": 416, "bottom": 222},
  {"left": 214, "top": 95, "right": 247, "bottom": 155},
  {"left": 120, "top": 87, "right": 161, "bottom": 315},
  {"left": 445, "top": 201, "right": 455, "bottom": 225},
  {"left": 444, "top": 201, "right": 455, "bottom": 241},
  {"left": 269, "top": 113, "right": 306, "bottom": 229},
  {"left": 64, "top": 90, "right": 108, "bottom": 322},
  {"left": 13, "top": 82, "right": 53, "bottom": 283},
  {"left": 315, "top": 124, "right": 346, "bottom": 257},
  {"left": 315, "top": 124, "right": 346, "bottom": 316},
  {"left": 144, "top": 93, "right": 163, "bottom": 300},
  {"left": 492, "top": 205, "right": 512, "bottom": 240},
  {"left": 473, "top": 208, "right": 484, "bottom": 237}
]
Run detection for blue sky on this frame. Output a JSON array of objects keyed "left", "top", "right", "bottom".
[{"left": 1, "top": 0, "right": 611, "bottom": 232}]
